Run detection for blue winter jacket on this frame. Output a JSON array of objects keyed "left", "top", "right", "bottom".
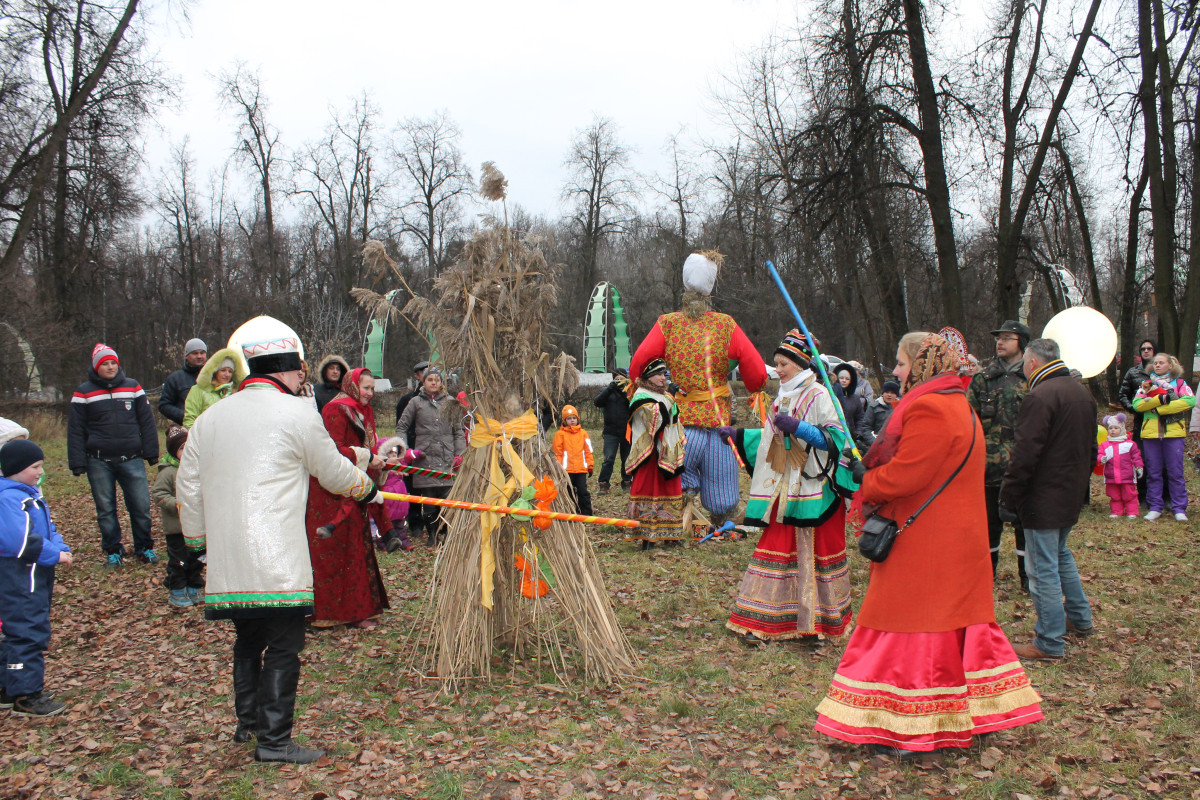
[{"left": 0, "top": 478, "right": 69, "bottom": 592}]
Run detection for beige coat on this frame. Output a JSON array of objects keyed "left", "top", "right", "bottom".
[{"left": 177, "top": 379, "right": 376, "bottom": 617}]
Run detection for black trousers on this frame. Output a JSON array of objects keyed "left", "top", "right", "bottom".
[
  {"left": 985, "top": 484, "right": 1026, "bottom": 581},
  {"left": 164, "top": 533, "right": 205, "bottom": 591},
  {"left": 232, "top": 616, "right": 306, "bottom": 673},
  {"left": 567, "top": 472, "right": 593, "bottom": 516}
]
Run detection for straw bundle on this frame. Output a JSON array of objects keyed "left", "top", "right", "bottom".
[{"left": 404, "top": 166, "right": 634, "bottom": 690}]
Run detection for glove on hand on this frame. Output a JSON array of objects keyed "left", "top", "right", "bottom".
[
  {"left": 452, "top": 455, "right": 463, "bottom": 471},
  {"left": 405, "top": 449, "right": 424, "bottom": 463},
  {"left": 716, "top": 426, "right": 735, "bottom": 444},
  {"left": 998, "top": 506, "right": 1019, "bottom": 524},
  {"left": 1135, "top": 468, "right": 1144, "bottom": 480},
  {"left": 1100, "top": 453, "right": 1111, "bottom": 463},
  {"left": 773, "top": 413, "right": 799, "bottom": 435},
  {"left": 851, "top": 459, "right": 867, "bottom": 483},
  {"left": 72, "top": 468, "right": 86, "bottom": 477},
  {"left": 1166, "top": 391, "right": 1177, "bottom": 403},
  {"left": 772, "top": 415, "right": 828, "bottom": 450}
]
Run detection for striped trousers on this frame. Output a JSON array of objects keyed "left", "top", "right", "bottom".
[{"left": 681, "top": 426, "right": 740, "bottom": 516}]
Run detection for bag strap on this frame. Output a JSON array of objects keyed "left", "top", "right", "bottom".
[{"left": 897, "top": 409, "right": 977, "bottom": 533}]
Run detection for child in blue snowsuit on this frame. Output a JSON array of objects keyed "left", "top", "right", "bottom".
[{"left": 0, "top": 440, "right": 72, "bottom": 716}]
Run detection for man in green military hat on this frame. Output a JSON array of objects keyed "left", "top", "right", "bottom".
[{"left": 968, "top": 319, "right": 1031, "bottom": 592}]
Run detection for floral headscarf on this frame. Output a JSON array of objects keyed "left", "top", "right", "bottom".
[
  {"left": 326, "top": 367, "right": 378, "bottom": 450},
  {"left": 903, "top": 333, "right": 962, "bottom": 394}
]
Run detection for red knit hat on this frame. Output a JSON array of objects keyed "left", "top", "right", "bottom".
[{"left": 91, "top": 343, "right": 118, "bottom": 369}]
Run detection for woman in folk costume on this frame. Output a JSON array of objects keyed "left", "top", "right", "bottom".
[
  {"left": 304, "top": 368, "right": 393, "bottom": 628},
  {"left": 815, "top": 332, "right": 1042, "bottom": 757},
  {"left": 625, "top": 358, "right": 686, "bottom": 549},
  {"left": 628, "top": 251, "right": 768, "bottom": 528},
  {"left": 718, "top": 330, "right": 859, "bottom": 646}
]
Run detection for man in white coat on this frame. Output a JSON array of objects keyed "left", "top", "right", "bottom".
[{"left": 178, "top": 317, "right": 383, "bottom": 764}]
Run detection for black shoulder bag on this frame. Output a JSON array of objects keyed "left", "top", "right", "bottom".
[{"left": 858, "top": 410, "right": 977, "bottom": 563}]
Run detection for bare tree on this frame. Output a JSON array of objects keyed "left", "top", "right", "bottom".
[
  {"left": 0, "top": 0, "right": 143, "bottom": 278},
  {"left": 391, "top": 111, "right": 472, "bottom": 278},
  {"left": 218, "top": 63, "right": 283, "bottom": 282},
  {"left": 649, "top": 132, "right": 702, "bottom": 303},
  {"left": 563, "top": 116, "right": 637, "bottom": 295}
]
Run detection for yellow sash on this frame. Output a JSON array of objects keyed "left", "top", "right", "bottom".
[
  {"left": 469, "top": 410, "right": 539, "bottom": 609},
  {"left": 676, "top": 384, "right": 731, "bottom": 406}
]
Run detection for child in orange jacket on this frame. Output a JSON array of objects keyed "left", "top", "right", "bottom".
[{"left": 552, "top": 405, "right": 594, "bottom": 516}]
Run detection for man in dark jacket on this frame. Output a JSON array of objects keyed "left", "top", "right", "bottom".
[
  {"left": 593, "top": 368, "right": 632, "bottom": 493},
  {"left": 999, "top": 338, "right": 1097, "bottom": 661},
  {"left": 393, "top": 360, "right": 430, "bottom": 537},
  {"left": 1118, "top": 339, "right": 1158, "bottom": 505},
  {"left": 968, "top": 320, "right": 1031, "bottom": 591},
  {"left": 393, "top": 361, "right": 430, "bottom": 426},
  {"left": 159, "top": 338, "right": 207, "bottom": 425},
  {"left": 68, "top": 344, "right": 160, "bottom": 567}
]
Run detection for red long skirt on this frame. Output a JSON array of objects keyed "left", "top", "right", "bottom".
[
  {"left": 814, "top": 623, "right": 1043, "bottom": 751},
  {"left": 627, "top": 452, "right": 684, "bottom": 542},
  {"left": 726, "top": 504, "right": 852, "bottom": 639}
]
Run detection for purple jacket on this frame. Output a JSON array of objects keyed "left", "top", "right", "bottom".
[{"left": 1098, "top": 437, "right": 1143, "bottom": 484}]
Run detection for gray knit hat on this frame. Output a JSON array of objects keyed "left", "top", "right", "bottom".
[{"left": 185, "top": 338, "right": 207, "bottom": 355}]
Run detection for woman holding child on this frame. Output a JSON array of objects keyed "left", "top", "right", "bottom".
[{"left": 304, "top": 368, "right": 393, "bottom": 628}]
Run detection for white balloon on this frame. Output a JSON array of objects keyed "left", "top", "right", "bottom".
[{"left": 1041, "top": 306, "right": 1117, "bottom": 379}]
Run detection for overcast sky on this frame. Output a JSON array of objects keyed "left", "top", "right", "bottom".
[{"left": 145, "top": 0, "right": 797, "bottom": 216}]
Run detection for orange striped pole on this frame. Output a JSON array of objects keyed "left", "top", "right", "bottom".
[{"left": 378, "top": 491, "right": 640, "bottom": 528}]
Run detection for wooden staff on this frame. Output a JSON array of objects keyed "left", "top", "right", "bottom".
[{"left": 378, "top": 491, "right": 640, "bottom": 528}]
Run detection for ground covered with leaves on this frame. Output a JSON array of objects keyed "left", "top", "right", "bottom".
[{"left": 2, "top": 427, "right": 1198, "bottom": 800}]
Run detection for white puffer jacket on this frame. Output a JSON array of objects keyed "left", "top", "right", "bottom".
[{"left": 177, "top": 378, "right": 376, "bottom": 618}]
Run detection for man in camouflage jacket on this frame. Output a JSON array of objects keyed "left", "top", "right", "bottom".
[{"left": 968, "top": 320, "right": 1030, "bottom": 591}]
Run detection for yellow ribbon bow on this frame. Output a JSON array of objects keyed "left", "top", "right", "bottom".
[{"left": 469, "top": 410, "right": 540, "bottom": 609}]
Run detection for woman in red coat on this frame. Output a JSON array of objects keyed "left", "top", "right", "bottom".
[
  {"left": 305, "top": 368, "right": 391, "bottom": 628},
  {"left": 815, "top": 332, "right": 1042, "bottom": 756}
]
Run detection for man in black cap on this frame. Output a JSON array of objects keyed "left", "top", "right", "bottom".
[{"left": 968, "top": 320, "right": 1031, "bottom": 592}]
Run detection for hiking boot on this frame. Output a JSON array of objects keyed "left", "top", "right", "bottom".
[
  {"left": 168, "top": 589, "right": 192, "bottom": 608},
  {"left": 1065, "top": 620, "right": 1095, "bottom": 638},
  {"left": 138, "top": 549, "right": 159, "bottom": 565},
  {"left": 186, "top": 586, "right": 203, "bottom": 603},
  {"left": 255, "top": 741, "right": 325, "bottom": 764},
  {"left": 1012, "top": 642, "right": 1062, "bottom": 662},
  {"left": 105, "top": 552, "right": 123, "bottom": 568},
  {"left": 0, "top": 691, "right": 14, "bottom": 710},
  {"left": 12, "top": 692, "right": 66, "bottom": 717},
  {"left": 597, "top": 482, "right": 610, "bottom": 494},
  {"left": 620, "top": 480, "right": 631, "bottom": 491}
]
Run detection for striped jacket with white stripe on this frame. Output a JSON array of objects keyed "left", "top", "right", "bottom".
[{"left": 67, "top": 367, "right": 160, "bottom": 473}]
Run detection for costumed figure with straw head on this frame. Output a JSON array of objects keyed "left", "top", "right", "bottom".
[
  {"left": 718, "top": 329, "right": 859, "bottom": 646},
  {"left": 392, "top": 163, "right": 634, "bottom": 689},
  {"left": 629, "top": 251, "right": 769, "bottom": 531},
  {"left": 625, "top": 358, "right": 686, "bottom": 549}
]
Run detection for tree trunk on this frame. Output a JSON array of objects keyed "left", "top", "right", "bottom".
[
  {"left": 1178, "top": 81, "right": 1200, "bottom": 382},
  {"left": 1119, "top": 169, "right": 1149, "bottom": 387},
  {"left": 1139, "top": 0, "right": 1180, "bottom": 352},
  {"left": 901, "top": 0, "right": 963, "bottom": 330}
]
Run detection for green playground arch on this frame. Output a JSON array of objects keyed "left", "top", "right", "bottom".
[
  {"left": 362, "top": 290, "right": 440, "bottom": 381},
  {"left": 582, "top": 281, "right": 631, "bottom": 373}
]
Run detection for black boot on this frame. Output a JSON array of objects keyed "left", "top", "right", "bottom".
[
  {"left": 1017, "top": 555, "right": 1029, "bottom": 594},
  {"left": 253, "top": 666, "right": 325, "bottom": 764},
  {"left": 232, "top": 658, "right": 260, "bottom": 743}
]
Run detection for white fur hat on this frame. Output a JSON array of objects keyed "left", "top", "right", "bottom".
[{"left": 682, "top": 252, "right": 721, "bottom": 295}]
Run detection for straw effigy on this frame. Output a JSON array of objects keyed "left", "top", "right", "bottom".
[{"left": 399, "top": 164, "right": 635, "bottom": 690}]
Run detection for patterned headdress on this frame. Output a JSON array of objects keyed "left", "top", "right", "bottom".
[
  {"left": 775, "top": 329, "right": 818, "bottom": 368},
  {"left": 903, "top": 334, "right": 961, "bottom": 394},
  {"left": 229, "top": 315, "right": 304, "bottom": 374}
]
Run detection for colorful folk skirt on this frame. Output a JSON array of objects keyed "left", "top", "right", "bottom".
[
  {"left": 628, "top": 453, "right": 684, "bottom": 542},
  {"left": 726, "top": 503, "right": 852, "bottom": 639},
  {"left": 814, "top": 623, "right": 1043, "bottom": 751}
]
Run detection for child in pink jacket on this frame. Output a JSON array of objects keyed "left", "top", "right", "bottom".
[{"left": 1098, "top": 414, "right": 1144, "bottom": 518}]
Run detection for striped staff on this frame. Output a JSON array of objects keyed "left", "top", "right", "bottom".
[
  {"left": 384, "top": 462, "right": 457, "bottom": 482},
  {"left": 378, "top": 491, "right": 640, "bottom": 529},
  {"left": 765, "top": 260, "right": 863, "bottom": 462}
]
